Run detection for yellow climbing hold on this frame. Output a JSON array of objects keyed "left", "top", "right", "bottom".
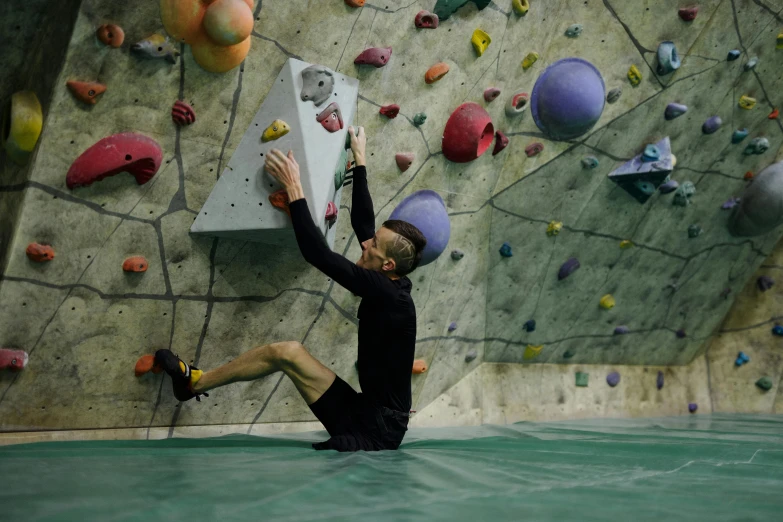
[
  {"left": 523, "top": 344, "right": 543, "bottom": 360},
  {"left": 522, "top": 52, "right": 539, "bottom": 71},
  {"left": 547, "top": 221, "right": 563, "bottom": 236},
  {"left": 739, "top": 95, "right": 757, "bottom": 110},
  {"left": 512, "top": 0, "right": 530, "bottom": 16},
  {"left": 619, "top": 240, "right": 634, "bottom": 249},
  {"left": 261, "top": 119, "right": 290, "bottom": 142},
  {"left": 777, "top": 32, "right": 783, "bottom": 49},
  {"left": 471, "top": 29, "right": 491, "bottom": 56},
  {"left": 599, "top": 294, "right": 616, "bottom": 310},
  {"left": 627, "top": 65, "right": 641, "bottom": 86},
  {"left": 671, "top": 154, "right": 677, "bottom": 167},
  {"left": 2, "top": 91, "right": 43, "bottom": 165}
]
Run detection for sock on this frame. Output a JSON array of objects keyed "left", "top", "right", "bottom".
[{"left": 178, "top": 361, "right": 203, "bottom": 388}]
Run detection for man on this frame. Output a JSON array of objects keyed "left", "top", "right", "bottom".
[{"left": 153, "top": 126, "right": 427, "bottom": 452}]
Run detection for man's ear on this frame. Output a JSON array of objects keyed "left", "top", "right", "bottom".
[{"left": 382, "top": 258, "right": 396, "bottom": 273}]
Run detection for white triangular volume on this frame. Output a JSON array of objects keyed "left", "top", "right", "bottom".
[{"left": 190, "top": 58, "right": 359, "bottom": 248}]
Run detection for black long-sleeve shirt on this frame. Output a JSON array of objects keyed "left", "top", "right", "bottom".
[{"left": 289, "top": 166, "right": 416, "bottom": 414}]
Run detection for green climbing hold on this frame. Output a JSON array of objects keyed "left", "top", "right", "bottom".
[
  {"left": 334, "top": 148, "right": 347, "bottom": 190},
  {"left": 345, "top": 132, "right": 352, "bottom": 150},
  {"left": 575, "top": 371, "right": 589, "bottom": 387},
  {"left": 433, "top": 0, "right": 491, "bottom": 20},
  {"left": 756, "top": 377, "right": 773, "bottom": 391},
  {"left": 413, "top": 112, "right": 427, "bottom": 126},
  {"left": 563, "top": 350, "right": 575, "bottom": 359}
]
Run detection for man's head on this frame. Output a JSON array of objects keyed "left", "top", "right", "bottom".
[{"left": 356, "top": 220, "right": 427, "bottom": 278}]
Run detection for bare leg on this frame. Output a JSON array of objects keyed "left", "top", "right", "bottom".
[{"left": 192, "top": 341, "right": 336, "bottom": 405}]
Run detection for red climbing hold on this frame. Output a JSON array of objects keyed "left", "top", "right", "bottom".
[
  {"left": 345, "top": 0, "right": 365, "bottom": 6},
  {"left": 354, "top": 47, "right": 392, "bottom": 68},
  {"left": 0, "top": 349, "right": 28, "bottom": 372},
  {"left": 678, "top": 6, "right": 698, "bottom": 21},
  {"left": 66, "top": 133, "right": 162, "bottom": 189},
  {"left": 414, "top": 10, "right": 439, "bottom": 29},
  {"left": 269, "top": 189, "right": 291, "bottom": 217},
  {"left": 26, "top": 243, "right": 55, "bottom": 262},
  {"left": 172, "top": 100, "right": 196, "bottom": 126},
  {"left": 395, "top": 152, "right": 414, "bottom": 172},
  {"left": 379, "top": 104, "right": 400, "bottom": 119},
  {"left": 134, "top": 354, "right": 162, "bottom": 377},
  {"left": 316, "top": 102, "right": 343, "bottom": 132},
  {"left": 325, "top": 201, "right": 338, "bottom": 223},
  {"left": 442, "top": 102, "right": 494, "bottom": 163},
  {"left": 66, "top": 80, "right": 107, "bottom": 105},
  {"left": 769, "top": 108, "right": 779, "bottom": 119},
  {"left": 525, "top": 142, "right": 544, "bottom": 157},
  {"left": 744, "top": 171, "right": 754, "bottom": 180},
  {"left": 492, "top": 130, "right": 509, "bottom": 156},
  {"left": 122, "top": 256, "right": 148, "bottom": 273}
]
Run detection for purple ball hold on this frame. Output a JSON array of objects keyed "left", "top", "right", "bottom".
[
  {"left": 688, "top": 403, "right": 698, "bottom": 413},
  {"left": 448, "top": 321, "right": 457, "bottom": 332},
  {"left": 558, "top": 257, "right": 581, "bottom": 280},
  {"left": 656, "top": 371, "right": 664, "bottom": 390},
  {"left": 389, "top": 190, "right": 451, "bottom": 266},
  {"left": 606, "top": 371, "right": 621, "bottom": 387},
  {"left": 530, "top": 58, "right": 606, "bottom": 141},
  {"left": 702, "top": 116, "right": 722, "bottom": 134}
]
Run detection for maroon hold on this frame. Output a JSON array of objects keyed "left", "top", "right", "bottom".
[
  {"left": 525, "top": 142, "right": 544, "bottom": 157},
  {"left": 414, "top": 10, "right": 439, "bottom": 29},
  {"left": 172, "top": 100, "right": 196, "bottom": 126},
  {"left": 325, "top": 201, "right": 338, "bottom": 223},
  {"left": 379, "top": 104, "right": 400, "bottom": 119},
  {"left": 484, "top": 87, "right": 501, "bottom": 102},
  {"left": 66, "top": 133, "right": 163, "bottom": 189},
  {"left": 0, "top": 348, "right": 28, "bottom": 372},
  {"left": 442, "top": 102, "right": 494, "bottom": 163},
  {"left": 395, "top": 152, "right": 414, "bottom": 172},
  {"left": 354, "top": 47, "right": 392, "bottom": 68},
  {"left": 492, "top": 130, "right": 509, "bottom": 156},
  {"left": 316, "top": 102, "right": 343, "bottom": 133},
  {"left": 678, "top": 6, "right": 698, "bottom": 21}
]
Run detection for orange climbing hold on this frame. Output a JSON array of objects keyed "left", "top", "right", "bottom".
[
  {"left": 96, "top": 24, "right": 125, "bottom": 47},
  {"left": 425, "top": 62, "right": 450, "bottom": 84},
  {"left": 744, "top": 171, "right": 754, "bottom": 180},
  {"left": 66, "top": 81, "right": 107, "bottom": 105},
  {"left": 134, "top": 354, "right": 162, "bottom": 377},
  {"left": 345, "top": 0, "right": 366, "bottom": 6},
  {"left": 25, "top": 243, "right": 54, "bottom": 262},
  {"left": 122, "top": 256, "right": 149, "bottom": 273},
  {"left": 769, "top": 108, "right": 779, "bottom": 119},
  {"left": 412, "top": 359, "right": 428, "bottom": 374},
  {"left": 269, "top": 189, "right": 291, "bottom": 217}
]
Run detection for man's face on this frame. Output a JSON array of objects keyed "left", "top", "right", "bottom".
[{"left": 357, "top": 227, "right": 396, "bottom": 273}]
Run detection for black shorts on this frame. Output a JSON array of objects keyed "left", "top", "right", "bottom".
[{"left": 308, "top": 376, "right": 408, "bottom": 452}]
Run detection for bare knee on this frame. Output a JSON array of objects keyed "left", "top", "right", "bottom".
[{"left": 267, "top": 341, "right": 305, "bottom": 368}]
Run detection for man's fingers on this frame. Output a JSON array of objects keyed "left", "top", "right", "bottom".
[
  {"left": 358, "top": 126, "right": 365, "bottom": 139},
  {"left": 348, "top": 126, "right": 355, "bottom": 137}
]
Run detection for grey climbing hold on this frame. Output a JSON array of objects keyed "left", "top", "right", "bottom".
[
  {"left": 688, "top": 224, "right": 702, "bottom": 238},
  {"left": 606, "top": 87, "right": 622, "bottom": 104},
  {"left": 727, "top": 49, "right": 741, "bottom": 61},
  {"left": 656, "top": 41, "right": 681, "bottom": 75},
  {"left": 656, "top": 371, "right": 664, "bottom": 390},
  {"left": 499, "top": 242, "right": 513, "bottom": 257},
  {"left": 664, "top": 103, "right": 688, "bottom": 120},
  {"left": 744, "top": 137, "right": 769, "bottom": 155},
  {"left": 702, "top": 116, "right": 722, "bottom": 134},
  {"left": 448, "top": 321, "right": 457, "bottom": 332},
  {"left": 728, "top": 160, "right": 783, "bottom": 237},
  {"left": 732, "top": 129, "right": 749, "bottom": 144},
  {"left": 558, "top": 257, "right": 580, "bottom": 280},
  {"left": 757, "top": 275, "right": 775, "bottom": 291},
  {"left": 642, "top": 144, "right": 660, "bottom": 162},
  {"left": 465, "top": 349, "right": 478, "bottom": 362},
  {"left": 413, "top": 113, "right": 427, "bottom": 126},
  {"left": 606, "top": 371, "right": 620, "bottom": 387},
  {"left": 744, "top": 57, "right": 758, "bottom": 71},
  {"left": 451, "top": 249, "right": 464, "bottom": 260},
  {"left": 524, "top": 319, "right": 536, "bottom": 332},
  {"left": 688, "top": 402, "right": 698, "bottom": 413},
  {"left": 565, "top": 24, "right": 583, "bottom": 38},
  {"left": 756, "top": 376, "right": 773, "bottom": 391},
  {"left": 300, "top": 65, "right": 335, "bottom": 107},
  {"left": 659, "top": 179, "right": 679, "bottom": 194},
  {"left": 614, "top": 325, "right": 630, "bottom": 335},
  {"left": 673, "top": 181, "right": 695, "bottom": 206},
  {"left": 582, "top": 156, "right": 599, "bottom": 169}
]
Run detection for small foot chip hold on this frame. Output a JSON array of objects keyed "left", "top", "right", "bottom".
[
  {"left": 606, "top": 87, "right": 622, "bottom": 104},
  {"left": 614, "top": 325, "right": 630, "bottom": 335},
  {"left": 512, "top": 0, "right": 530, "bottom": 15},
  {"left": 523, "top": 344, "right": 543, "bottom": 360},
  {"left": 778, "top": 32, "right": 783, "bottom": 49},
  {"left": 412, "top": 359, "right": 428, "bottom": 374},
  {"left": 676, "top": 328, "right": 687, "bottom": 338},
  {"left": 756, "top": 376, "right": 773, "bottom": 391},
  {"left": 379, "top": 104, "right": 400, "bottom": 119},
  {"left": 0, "top": 349, "right": 28, "bottom": 372},
  {"left": 744, "top": 57, "right": 758, "bottom": 71},
  {"left": 687, "top": 224, "right": 702, "bottom": 238},
  {"left": 656, "top": 371, "right": 664, "bottom": 390},
  {"left": 261, "top": 119, "right": 290, "bottom": 142},
  {"left": 316, "top": 102, "right": 343, "bottom": 133},
  {"left": 521, "top": 52, "right": 539, "bottom": 71},
  {"left": 565, "top": 24, "right": 583, "bottom": 38},
  {"left": 582, "top": 156, "right": 599, "bottom": 169},
  {"left": 563, "top": 349, "right": 576, "bottom": 359},
  {"left": 619, "top": 239, "right": 634, "bottom": 249},
  {"left": 575, "top": 371, "right": 589, "bottom": 387},
  {"left": 66, "top": 81, "right": 107, "bottom": 105},
  {"left": 471, "top": 29, "right": 491, "bottom": 56},
  {"left": 425, "top": 62, "right": 450, "bottom": 84},
  {"left": 268, "top": 189, "right": 291, "bottom": 217},
  {"left": 134, "top": 354, "right": 162, "bottom": 377},
  {"left": 414, "top": 10, "right": 439, "bottom": 29},
  {"left": 492, "top": 130, "right": 509, "bottom": 155},
  {"left": 678, "top": 6, "right": 698, "bottom": 21},
  {"left": 451, "top": 249, "right": 465, "bottom": 260},
  {"left": 465, "top": 349, "right": 478, "bottom": 362},
  {"left": 769, "top": 108, "right": 780, "bottom": 119},
  {"left": 744, "top": 137, "right": 769, "bottom": 155},
  {"left": 664, "top": 102, "right": 688, "bottom": 120},
  {"left": 97, "top": 24, "right": 125, "bottom": 47},
  {"left": 757, "top": 275, "right": 775, "bottom": 291},
  {"left": 499, "top": 242, "right": 513, "bottom": 257},
  {"left": 727, "top": 49, "right": 741, "bottom": 61},
  {"left": 546, "top": 220, "right": 563, "bottom": 236},
  {"left": 413, "top": 113, "right": 427, "bottom": 126},
  {"left": 448, "top": 321, "right": 457, "bottom": 332},
  {"left": 735, "top": 351, "right": 750, "bottom": 367},
  {"left": 673, "top": 181, "right": 695, "bottom": 206},
  {"left": 131, "top": 34, "right": 180, "bottom": 63},
  {"left": 772, "top": 324, "right": 783, "bottom": 336},
  {"left": 354, "top": 47, "right": 392, "bottom": 68},
  {"left": 627, "top": 65, "right": 642, "bottom": 86},
  {"left": 26, "top": 243, "right": 55, "bottom": 262},
  {"left": 702, "top": 115, "right": 722, "bottom": 134},
  {"left": 395, "top": 152, "right": 414, "bottom": 172},
  {"left": 122, "top": 256, "right": 148, "bottom": 273},
  {"left": 722, "top": 197, "right": 741, "bottom": 209},
  {"left": 688, "top": 403, "right": 698, "bottom": 413},
  {"left": 659, "top": 179, "right": 679, "bottom": 193},
  {"left": 558, "top": 257, "right": 580, "bottom": 280},
  {"left": 523, "top": 319, "right": 536, "bottom": 332},
  {"left": 606, "top": 371, "right": 621, "bottom": 387},
  {"left": 172, "top": 100, "right": 196, "bottom": 126},
  {"left": 484, "top": 87, "right": 501, "bottom": 102},
  {"left": 744, "top": 170, "right": 754, "bottom": 180},
  {"left": 525, "top": 142, "right": 544, "bottom": 157},
  {"left": 599, "top": 294, "right": 615, "bottom": 310},
  {"left": 738, "top": 95, "right": 757, "bottom": 110},
  {"left": 732, "top": 128, "right": 749, "bottom": 143}
]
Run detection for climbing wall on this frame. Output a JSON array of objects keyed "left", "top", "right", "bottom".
[{"left": 1, "top": 0, "right": 783, "bottom": 437}]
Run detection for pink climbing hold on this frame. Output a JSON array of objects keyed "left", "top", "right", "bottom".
[
  {"left": 414, "top": 10, "right": 439, "bottom": 29},
  {"left": 492, "top": 130, "right": 509, "bottom": 156},
  {"left": 395, "top": 152, "right": 414, "bottom": 172},
  {"left": 678, "top": 6, "right": 698, "bottom": 21},
  {"left": 325, "top": 201, "right": 338, "bottom": 223},
  {"left": 171, "top": 100, "right": 196, "bottom": 126},
  {"left": 66, "top": 132, "right": 163, "bottom": 189},
  {"left": 0, "top": 348, "right": 28, "bottom": 372},
  {"left": 316, "top": 102, "right": 343, "bottom": 133},
  {"left": 442, "top": 102, "right": 495, "bottom": 163},
  {"left": 525, "top": 142, "right": 544, "bottom": 157},
  {"left": 354, "top": 47, "right": 392, "bottom": 68},
  {"left": 379, "top": 104, "right": 400, "bottom": 119},
  {"left": 483, "top": 87, "right": 501, "bottom": 102}
]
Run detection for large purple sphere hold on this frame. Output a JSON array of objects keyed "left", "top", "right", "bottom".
[
  {"left": 389, "top": 190, "right": 451, "bottom": 266},
  {"left": 530, "top": 58, "right": 606, "bottom": 140}
]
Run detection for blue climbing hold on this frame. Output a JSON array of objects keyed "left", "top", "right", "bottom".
[
  {"left": 702, "top": 116, "right": 722, "bottom": 134},
  {"left": 448, "top": 321, "right": 457, "bottom": 332},
  {"left": 499, "top": 242, "right": 513, "bottom": 257},
  {"left": 606, "top": 371, "right": 621, "bottom": 387},
  {"left": 614, "top": 325, "right": 630, "bottom": 335},
  {"left": 773, "top": 325, "right": 783, "bottom": 336},
  {"left": 732, "top": 129, "right": 749, "bottom": 144},
  {"left": 688, "top": 403, "right": 698, "bottom": 413},
  {"left": 656, "top": 371, "right": 664, "bottom": 390},
  {"left": 727, "top": 49, "right": 741, "bottom": 61},
  {"left": 735, "top": 351, "right": 750, "bottom": 366},
  {"left": 664, "top": 103, "right": 688, "bottom": 120},
  {"left": 656, "top": 41, "right": 681, "bottom": 75},
  {"left": 642, "top": 144, "right": 660, "bottom": 162},
  {"left": 524, "top": 319, "right": 536, "bottom": 332}
]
